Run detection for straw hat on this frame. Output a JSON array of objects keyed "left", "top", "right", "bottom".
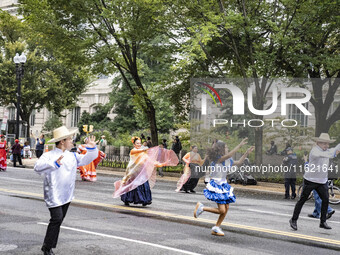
[
  {"left": 313, "top": 133, "right": 335, "bottom": 143},
  {"left": 101, "top": 135, "right": 105, "bottom": 138},
  {"left": 49, "top": 126, "right": 77, "bottom": 143}
]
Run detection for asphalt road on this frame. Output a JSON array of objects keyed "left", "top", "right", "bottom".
[{"left": 0, "top": 167, "right": 339, "bottom": 255}]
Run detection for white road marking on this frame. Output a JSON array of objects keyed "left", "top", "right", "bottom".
[{"left": 37, "top": 222, "right": 203, "bottom": 255}]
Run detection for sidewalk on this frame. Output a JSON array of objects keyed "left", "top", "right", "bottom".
[{"left": 13, "top": 157, "right": 286, "bottom": 195}]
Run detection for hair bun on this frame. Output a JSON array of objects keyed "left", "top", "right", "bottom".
[{"left": 131, "top": 136, "right": 141, "bottom": 144}]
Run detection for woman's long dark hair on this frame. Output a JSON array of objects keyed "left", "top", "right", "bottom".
[{"left": 207, "top": 141, "right": 225, "bottom": 162}]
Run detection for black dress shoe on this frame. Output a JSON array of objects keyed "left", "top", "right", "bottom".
[
  {"left": 308, "top": 214, "right": 318, "bottom": 218},
  {"left": 190, "top": 190, "right": 196, "bottom": 193},
  {"left": 326, "top": 210, "right": 335, "bottom": 220},
  {"left": 289, "top": 219, "right": 297, "bottom": 230},
  {"left": 184, "top": 189, "right": 189, "bottom": 193},
  {"left": 41, "top": 245, "right": 55, "bottom": 255},
  {"left": 320, "top": 222, "right": 332, "bottom": 229}
]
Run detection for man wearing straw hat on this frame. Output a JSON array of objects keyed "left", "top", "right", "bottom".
[
  {"left": 290, "top": 133, "right": 340, "bottom": 231},
  {"left": 34, "top": 126, "right": 98, "bottom": 255}
]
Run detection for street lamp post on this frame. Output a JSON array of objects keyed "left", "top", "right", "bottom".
[{"left": 13, "top": 53, "right": 26, "bottom": 139}]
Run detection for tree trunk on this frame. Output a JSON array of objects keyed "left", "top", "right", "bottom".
[
  {"left": 145, "top": 103, "right": 158, "bottom": 146},
  {"left": 21, "top": 114, "right": 30, "bottom": 141},
  {"left": 254, "top": 126, "right": 263, "bottom": 166},
  {"left": 26, "top": 122, "right": 30, "bottom": 141},
  {"left": 132, "top": 71, "right": 159, "bottom": 146},
  {"left": 314, "top": 110, "right": 332, "bottom": 136}
]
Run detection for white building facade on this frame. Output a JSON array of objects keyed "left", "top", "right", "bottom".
[{"left": 0, "top": 77, "right": 116, "bottom": 137}]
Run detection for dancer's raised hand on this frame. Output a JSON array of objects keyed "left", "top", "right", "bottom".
[
  {"left": 240, "top": 138, "right": 248, "bottom": 146},
  {"left": 86, "top": 135, "right": 98, "bottom": 148},
  {"left": 247, "top": 146, "right": 255, "bottom": 154}
]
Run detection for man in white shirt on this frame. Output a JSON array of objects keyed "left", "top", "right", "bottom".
[
  {"left": 290, "top": 133, "right": 340, "bottom": 231},
  {"left": 35, "top": 126, "right": 98, "bottom": 255}
]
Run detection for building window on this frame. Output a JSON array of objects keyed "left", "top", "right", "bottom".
[
  {"left": 190, "top": 109, "right": 202, "bottom": 132},
  {"left": 30, "top": 109, "right": 36, "bottom": 126},
  {"left": 98, "top": 74, "right": 108, "bottom": 79},
  {"left": 91, "top": 105, "right": 101, "bottom": 114},
  {"left": 71, "top": 107, "right": 80, "bottom": 127},
  {"left": 288, "top": 103, "right": 308, "bottom": 127},
  {"left": 8, "top": 107, "right": 16, "bottom": 120}
]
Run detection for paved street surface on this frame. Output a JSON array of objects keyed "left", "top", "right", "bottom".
[{"left": 1, "top": 166, "right": 339, "bottom": 255}]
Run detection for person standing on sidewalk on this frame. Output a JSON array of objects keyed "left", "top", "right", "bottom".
[
  {"left": 12, "top": 139, "right": 24, "bottom": 167},
  {"left": 99, "top": 135, "right": 107, "bottom": 152},
  {"left": 146, "top": 136, "right": 153, "bottom": 148},
  {"left": 34, "top": 126, "right": 98, "bottom": 255},
  {"left": 290, "top": 133, "right": 340, "bottom": 231},
  {"left": 36, "top": 134, "right": 45, "bottom": 158},
  {"left": 283, "top": 147, "right": 297, "bottom": 199},
  {"left": 171, "top": 136, "right": 182, "bottom": 162},
  {"left": 308, "top": 190, "right": 335, "bottom": 220}
]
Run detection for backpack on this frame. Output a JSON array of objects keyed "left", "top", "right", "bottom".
[{"left": 101, "top": 139, "right": 107, "bottom": 147}]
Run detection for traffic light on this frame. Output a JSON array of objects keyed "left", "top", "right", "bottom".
[
  {"left": 89, "top": 125, "right": 93, "bottom": 132},
  {"left": 83, "top": 125, "right": 88, "bottom": 133}
]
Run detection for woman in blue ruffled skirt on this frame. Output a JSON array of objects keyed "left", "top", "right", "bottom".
[{"left": 194, "top": 139, "right": 254, "bottom": 236}]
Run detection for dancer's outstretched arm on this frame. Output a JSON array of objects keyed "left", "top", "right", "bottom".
[
  {"left": 218, "top": 138, "right": 248, "bottom": 163},
  {"left": 233, "top": 146, "right": 254, "bottom": 167}
]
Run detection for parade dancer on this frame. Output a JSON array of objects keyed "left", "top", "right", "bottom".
[
  {"left": 113, "top": 136, "right": 178, "bottom": 206},
  {"left": 194, "top": 138, "right": 253, "bottom": 236},
  {"left": 290, "top": 133, "right": 340, "bottom": 231},
  {"left": 302, "top": 155, "right": 336, "bottom": 219},
  {"left": 34, "top": 126, "right": 98, "bottom": 255},
  {"left": 0, "top": 135, "right": 8, "bottom": 171},
  {"left": 176, "top": 145, "right": 207, "bottom": 193},
  {"left": 78, "top": 137, "right": 106, "bottom": 182}
]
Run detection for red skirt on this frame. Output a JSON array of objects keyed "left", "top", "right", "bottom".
[{"left": 0, "top": 148, "right": 7, "bottom": 170}]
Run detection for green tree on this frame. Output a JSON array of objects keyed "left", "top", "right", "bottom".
[
  {"left": 110, "top": 82, "right": 138, "bottom": 134},
  {"left": 0, "top": 10, "right": 89, "bottom": 138},
  {"left": 21, "top": 0, "right": 177, "bottom": 145},
  {"left": 42, "top": 113, "right": 63, "bottom": 133},
  {"left": 276, "top": 0, "right": 340, "bottom": 136},
  {"left": 167, "top": 0, "right": 290, "bottom": 164},
  {"left": 167, "top": 0, "right": 339, "bottom": 164}
]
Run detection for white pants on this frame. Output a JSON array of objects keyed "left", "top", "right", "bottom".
[{"left": 23, "top": 150, "right": 32, "bottom": 158}]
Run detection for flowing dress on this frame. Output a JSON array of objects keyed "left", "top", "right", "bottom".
[
  {"left": 113, "top": 146, "right": 178, "bottom": 205},
  {"left": 176, "top": 152, "right": 205, "bottom": 192},
  {"left": 203, "top": 158, "right": 236, "bottom": 204},
  {"left": 78, "top": 144, "right": 106, "bottom": 182},
  {"left": 0, "top": 141, "right": 7, "bottom": 171}
]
